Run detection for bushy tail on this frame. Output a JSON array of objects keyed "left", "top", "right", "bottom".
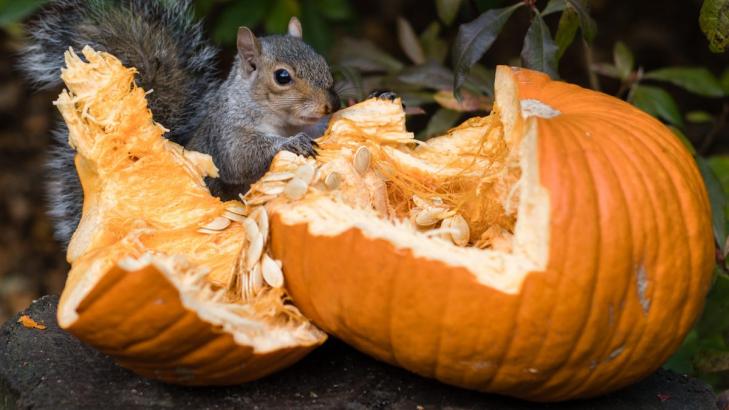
[
  {"left": 21, "top": 0, "right": 220, "bottom": 247},
  {"left": 20, "top": 0, "right": 219, "bottom": 142}
]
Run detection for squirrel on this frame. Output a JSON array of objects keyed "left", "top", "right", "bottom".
[{"left": 19, "top": 0, "right": 340, "bottom": 247}]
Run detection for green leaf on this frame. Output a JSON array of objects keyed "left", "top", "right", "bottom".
[
  {"left": 436, "top": 0, "right": 463, "bottom": 25},
  {"left": 697, "top": 156, "right": 727, "bottom": 247},
  {"left": 687, "top": 110, "right": 715, "bottom": 123},
  {"left": 664, "top": 329, "right": 699, "bottom": 375},
  {"left": 721, "top": 68, "right": 729, "bottom": 94},
  {"left": 521, "top": 13, "right": 559, "bottom": 79},
  {"left": 591, "top": 63, "right": 620, "bottom": 79},
  {"left": 265, "top": 0, "right": 300, "bottom": 34},
  {"left": 554, "top": 8, "right": 579, "bottom": 60},
  {"left": 452, "top": 3, "right": 522, "bottom": 96},
  {"left": 212, "top": 0, "right": 269, "bottom": 45},
  {"left": 613, "top": 42, "right": 634, "bottom": 80},
  {"left": 708, "top": 156, "right": 729, "bottom": 208},
  {"left": 669, "top": 126, "right": 696, "bottom": 156},
  {"left": 398, "top": 62, "right": 454, "bottom": 91},
  {"left": 331, "top": 38, "right": 404, "bottom": 73},
  {"left": 301, "top": 0, "right": 331, "bottom": 52},
  {"left": 630, "top": 85, "right": 684, "bottom": 127},
  {"left": 644, "top": 67, "right": 725, "bottom": 98},
  {"left": 467, "top": 63, "right": 495, "bottom": 96},
  {"left": 397, "top": 17, "right": 426, "bottom": 65},
  {"left": 0, "top": 0, "right": 48, "bottom": 27},
  {"left": 542, "top": 0, "right": 567, "bottom": 16},
  {"left": 696, "top": 271, "right": 729, "bottom": 338},
  {"left": 420, "top": 108, "right": 462, "bottom": 139},
  {"left": 313, "top": 0, "right": 352, "bottom": 20},
  {"left": 420, "top": 22, "right": 448, "bottom": 64},
  {"left": 699, "top": 0, "right": 729, "bottom": 53},
  {"left": 565, "top": 0, "right": 597, "bottom": 43}
]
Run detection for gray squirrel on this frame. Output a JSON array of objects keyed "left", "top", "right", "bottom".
[{"left": 20, "top": 0, "right": 339, "bottom": 247}]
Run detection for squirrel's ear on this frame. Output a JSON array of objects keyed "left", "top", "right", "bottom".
[
  {"left": 237, "top": 27, "right": 260, "bottom": 75},
  {"left": 287, "top": 17, "right": 303, "bottom": 38}
]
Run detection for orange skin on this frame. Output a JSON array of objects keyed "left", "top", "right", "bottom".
[{"left": 271, "top": 67, "right": 714, "bottom": 401}]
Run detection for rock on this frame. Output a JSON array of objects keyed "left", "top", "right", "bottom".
[{"left": 0, "top": 296, "right": 718, "bottom": 409}]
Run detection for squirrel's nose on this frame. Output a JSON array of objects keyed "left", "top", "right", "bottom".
[{"left": 325, "top": 91, "right": 340, "bottom": 114}]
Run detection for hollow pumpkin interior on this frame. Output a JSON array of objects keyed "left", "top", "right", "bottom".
[{"left": 261, "top": 67, "right": 550, "bottom": 295}]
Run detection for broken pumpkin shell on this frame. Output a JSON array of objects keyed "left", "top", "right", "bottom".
[
  {"left": 265, "top": 66, "right": 714, "bottom": 401},
  {"left": 54, "top": 47, "right": 325, "bottom": 385}
]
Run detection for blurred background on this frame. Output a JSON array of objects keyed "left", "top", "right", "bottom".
[{"left": 1, "top": 0, "right": 728, "bottom": 392}]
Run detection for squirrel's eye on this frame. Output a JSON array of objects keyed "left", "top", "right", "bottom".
[{"left": 274, "top": 69, "right": 292, "bottom": 85}]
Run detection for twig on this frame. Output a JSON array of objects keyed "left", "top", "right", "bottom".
[{"left": 582, "top": 39, "right": 600, "bottom": 91}]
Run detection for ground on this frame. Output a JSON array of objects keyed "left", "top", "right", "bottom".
[{"left": 0, "top": 296, "right": 718, "bottom": 409}]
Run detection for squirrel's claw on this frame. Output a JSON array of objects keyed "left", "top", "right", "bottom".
[
  {"left": 368, "top": 90, "right": 400, "bottom": 101},
  {"left": 281, "top": 132, "right": 318, "bottom": 158}
]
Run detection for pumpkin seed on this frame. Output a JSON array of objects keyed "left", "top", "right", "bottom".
[
  {"left": 243, "top": 218, "right": 260, "bottom": 242},
  {"left": 250, "top": 207, "right": 269, "bottom": 244},
  {"left": 246, "top": 233, "right": 264, "bottom": 270},
  {"left": 446, "top": 214, "right": 470, "bottom": 246},
  {"left": 294, "top": 163, "right": 316, "bottom": 184},
  {"left": 284, "top": 177, "right": 308, "bottom": 200},
  {"left": 249, "top": 262, "right": 264, "bottom": 296},
  {"left": 353, "top": 146, "right": 371, "bottom": 175},
  {"left": 226, "top": 204, "right": 247, "bottom": 215},
  {"left": 262, "top": 171, "right": 295, "bottom": 182},
  {"left": 261, "top": 254, "right": 284, "bottom": 288},
  {"left": 415, "top": 207, "right": 447, "bottom": 227},
  {"left": 223, "top": 210, "right": 247, "bottom": 223},
  {"left": 412, "top": 195, "right": 429, "bottom": 209},
  {"left": 256, "top": 182, "right": 285, "bottom": 196},
  {"left": 246, "top": 194, "right": 276, "bottom": 205},
  {"left": 324, "top": 172, "right": 342, "bottom": 190},
  {"left": 198, "top": 216, "right": 230, "bottom": 231}
]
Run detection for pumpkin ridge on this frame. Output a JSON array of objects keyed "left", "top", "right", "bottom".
[{"left": 547, "top": 118, "right": 635, "bottom": 398}]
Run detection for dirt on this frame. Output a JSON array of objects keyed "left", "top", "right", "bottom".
[{"left": 0, "top": 296, "right": 719, "bottom": 410}]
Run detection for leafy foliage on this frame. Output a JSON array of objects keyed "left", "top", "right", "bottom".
[{"left": 700, "top": 0, "right": 729, "bottom": 53}]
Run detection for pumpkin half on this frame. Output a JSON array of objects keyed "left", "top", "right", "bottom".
[
  {"left": 54, "top": 47, "right": 326, "bottom": 385},
  {"left": 260, "top": 67, "right": 715, "bottom": 401}
]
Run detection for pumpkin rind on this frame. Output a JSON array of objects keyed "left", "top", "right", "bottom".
[
  {"left": 269, "top": 66, "right": 714, "bottom": 401},
  {"left": 54, "top": 47, "right": 326, "bottom": 385}
]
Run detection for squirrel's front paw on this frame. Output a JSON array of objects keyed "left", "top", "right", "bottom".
[{"left": 281, "top": 132, "right": 318, "bottom": 157}]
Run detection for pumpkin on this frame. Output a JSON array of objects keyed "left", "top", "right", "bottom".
[
  {"left": 54, "top": 47, "right": 326, "bottom": 385},
  {"left": 261, "top": 67, "right": 714, "bottom": 401},
  {"left": 56, "top": 47, "right": 713, "bottom": 401}
]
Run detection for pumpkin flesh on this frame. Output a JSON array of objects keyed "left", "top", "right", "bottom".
[
  {"left": 54, "top": 47, "right": 326, "bottom": 385},
  {"left": 262, "top": 66, "right": 714, "bottom": 401}
]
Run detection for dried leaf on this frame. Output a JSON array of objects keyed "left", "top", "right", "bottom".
[
  {"left": 433, "top": 90, "right": 491, "bottom": 112},
  {"left": 699, "top": 0, "right": 729, "bottom": 53},
  {"left": 397, "top": 17, "right": 426, "bottom": 64}
]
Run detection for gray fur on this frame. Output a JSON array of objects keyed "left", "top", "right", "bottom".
[{"left": 21, "top": 0, "right": 338, "bottom": 247}]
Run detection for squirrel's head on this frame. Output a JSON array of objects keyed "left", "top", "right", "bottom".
[{"left": 236, "top": 18, "right": 340, "bottom": 127}]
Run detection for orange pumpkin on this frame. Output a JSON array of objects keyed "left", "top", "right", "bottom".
[
  {"left": 55, "top": 47, "right": 326, "bottom": 385},
  {"left": 264, "top": 66, "right": 714, "bottom": 401},
  {"left": 56, "top": 47, "right": 713, "bottom": 401}
]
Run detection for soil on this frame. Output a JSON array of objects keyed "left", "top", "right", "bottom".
[{"left": 0, "top": 296, "right": 719, "bottom": 410}]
